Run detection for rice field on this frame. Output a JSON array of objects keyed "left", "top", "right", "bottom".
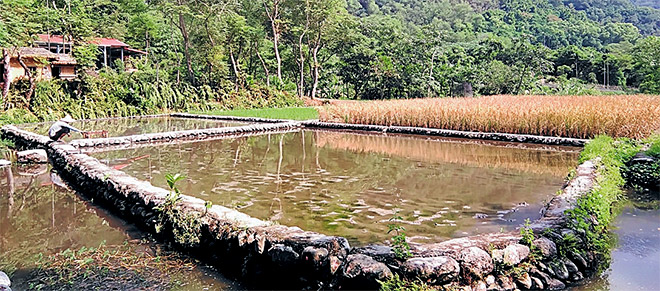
[{"left": 318, "top": 95, "right": 660, "bottom": 139}]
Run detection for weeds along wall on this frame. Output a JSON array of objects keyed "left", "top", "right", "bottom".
[{"left": 5, "top": 71, "right": 302, "bottom": 123}]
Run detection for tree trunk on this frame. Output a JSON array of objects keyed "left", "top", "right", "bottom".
[
  {"left": 310, "top": 43, "right": 320, "bottom": 99},
  {"left": 264, "top": 1, "right": 283, "bottom": 84},
  {"left": 16, "top": 52, "right": 36, "bottom": 109},
  {"left": 516, "top": 65, "right": 528, "bottom": 94},
  {"left": 178, "top": 11, "right": 195, "bottom": 84},
  {"left": 256, "top": 49, "right": 271, "bottom": 87},
  {"left": 229, "top": 47, "right": 241, "bottom": 90},
  {"left": 2, "top": 49, "right": 10, "bottom": 107},
  {"left": 297, "top": 32, "right": 306, "bottom": 98}
]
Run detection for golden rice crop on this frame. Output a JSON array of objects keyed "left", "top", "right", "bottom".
[{"left": 318, "top": 95, "right": 660, "bottom": 139}]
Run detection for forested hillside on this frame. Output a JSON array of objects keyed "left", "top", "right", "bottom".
[
  {"left": 632, "top": 0, "right": 660, "bottom": 9},
  {"left": 1, "top": 0, "right": 659, "bottom": 113}
]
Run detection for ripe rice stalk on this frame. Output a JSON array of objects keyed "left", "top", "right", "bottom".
[{"left": 318, "top": 95, "right": 660, "bottom": 139}]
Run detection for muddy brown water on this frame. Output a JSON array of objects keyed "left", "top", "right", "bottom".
[
  {"left": 92, "top": 129, "right": 580, "bottom": 246},
  {"left": 18, "top": 116, "right": 248, "bottom": 141},
  {"left": 0, "top": 165, "right": 241, "bottom": 290}
]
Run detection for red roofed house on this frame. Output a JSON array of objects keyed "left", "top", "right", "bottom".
[
  {"left": 1, "top": 35, "right": 146, "bottom": 90},
  {"left": 35, "top": 34, "right": 147, "bottom": 70}
]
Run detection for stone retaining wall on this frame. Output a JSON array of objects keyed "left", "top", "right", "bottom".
[
  {"left": 301, "top": 121, "right": 588, "bottom": 147},
  {"left": 171, "top": 113, "right": 293, "bottom": 124},
  {"left": 69, "top": 122, "right": 301, "bottom": 150},
  {"left": 1, "top": 123, "right": 603, "bottom": 290}
]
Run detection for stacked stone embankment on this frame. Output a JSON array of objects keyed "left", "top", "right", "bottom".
[
  {"left": 1, "top": 119, "right": 604, "bottom": 290},
  {"left": 301, "top": 120, "right": 589, "bottom": 147}
]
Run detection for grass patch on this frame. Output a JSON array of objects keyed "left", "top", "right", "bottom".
[
  {"left": 564, "top": 136, "right": 641, "bottom": 268},
  {"left": 645, "top": 134, "right": 660, "bottom": 158},
  {"left": 192, "top": 107, "right": 319, "bottom": 120},
  {"left": 319, "top": 95, "right": 660, "bottom": 139},
  {"left": 26, "top": 243, "right": 197, "bottom": 291},
  {"left": 378, "top": 274, "right": 434, "bottom": 291}
]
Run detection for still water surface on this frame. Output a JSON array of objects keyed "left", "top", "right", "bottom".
[
  {"left": 0, "top": 165, "right": 240, "bottom": 290},
  {"left": 573, "top": 191, "right": 660, "bottom": 291},
  {"left": 93, "top": 130, "right": 580, "bottom": 245},
  {"left": 18, "top": 116, "right": 247, "bottom": 141}
]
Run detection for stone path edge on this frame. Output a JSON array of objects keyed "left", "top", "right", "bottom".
[
  {"left": 1, "top": 123, "right": 601, "bottom": 290},
  {"left": 171, "top": 114, "right": 589, "bottom": 146},
  {"left": 68, "top": 121, "right": 301, "bottom": 149}
]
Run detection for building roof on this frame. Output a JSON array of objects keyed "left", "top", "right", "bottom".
[
  {"left": 51, "top": 54, "right": 77, "bottom": 65},
  {"left": 12, "top": 48, "right": 77, "bottom": 65},
  {"left": 125, "top": 47, "right": 148, "bottom": 55},
  {"left": 90, "top": 37, "right": 130, "bottom": 48},
  {"left": 14, "top": 47, "right": 61, "bottom": 58},
  {"left": 37, "top": 34, "right": 132, "bottom": 48},
  {"left": 35, "top": 34, "right": 72, "bottom": 45}
]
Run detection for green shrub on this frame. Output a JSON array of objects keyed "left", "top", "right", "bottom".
[
  {"left": 645, "top": 134, "right": 660, "bottom": 158},
  {"left": 5, "top": 69, "right": 301, "bottom": 123},
  {"left": 568, "top": 135, "right": 642, "bottom": 266}
]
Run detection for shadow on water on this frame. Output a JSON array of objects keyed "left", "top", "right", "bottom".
[
  {"left": 572, "top": 189, "right": 660, "bottom": 290},
  {"left": 92, "top": 129, "right": 580, "bottom": 246},
  {"left": 0, "top": 164, "right": 241, "bottom": 290}
]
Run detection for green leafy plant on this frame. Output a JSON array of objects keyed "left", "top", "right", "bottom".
[
  {"left": 387, "top": 212, "right": 412, "bottom": 260},
  {"left": 563, "top": 135, "right": 641, "bottom": 269},
  {"left": 204, "top": 201, "right": 213, "bottom": 215},
  {"left": 519, "top": 218, "right": 535, "bottom": 246},
  {"left": 154, "top": 173, "right": 203, "bottom": 248}
]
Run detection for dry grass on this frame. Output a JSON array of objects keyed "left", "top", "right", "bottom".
[{"left": 319, "top": 95, "right": 660, "bottom": 139}]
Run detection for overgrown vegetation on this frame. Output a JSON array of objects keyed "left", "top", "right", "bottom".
[
  {"left": 565, "top": 135, "right": 642, "bottom": 267},
  {"left": 320, "top": 95, "right": 660, "bottom": 139},
  {"left": 192, "top": 107, "right": 318, "bottom": 121},
  {"left": 3, "top": 0, "right": 660, "bottom": 111},
  {"left": 26, "top": 242, "right": 197, "bottom": 290},
  {"left": 4, "top": 68, "right": 303, "bottom": 124},
  {"left": 622, "top": 134, "right": 660, "bottom": 189},
  {"left": 645, "top": 134, "right": 660, "bottom": 158},
  {"left": 154, "top": 173, "right": 211, "bottom": 249}
]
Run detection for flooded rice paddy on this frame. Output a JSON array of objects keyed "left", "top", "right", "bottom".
[
  {"left": 92, "top": 130, "right": 580, "bottom": 245},
  {"left": 0, "top": 165, "right": 240, "bottom": 290},
  {"left": 18, "top": 116, "right": 247, "bottom": 141}
]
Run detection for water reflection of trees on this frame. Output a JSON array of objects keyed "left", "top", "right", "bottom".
[
  {"left": 0, "top": 167, "right": 128, "bottom": 276},
  {"left": 91, "top": 130, "right": 575, "bottom": 245},
  {"left": 315, "top": 131, "right": 579, "bottom": 176}
]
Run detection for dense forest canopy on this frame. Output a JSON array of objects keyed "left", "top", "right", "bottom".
[
  {"left": 1, "top": 0, "right": 660, "bottom": 103},
  {"left": 632, "top": 0, "right": 660, "bottom": 9}
]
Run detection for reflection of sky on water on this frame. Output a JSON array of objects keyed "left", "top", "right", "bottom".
[{"left": 573, "top": 192, "right": 660, "bottom": 291}]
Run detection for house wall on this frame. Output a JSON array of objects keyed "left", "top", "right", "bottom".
[
  {"left": 59, "top": 65, "right": 76, "bottom": 78},
  {"left": 8, "top": 58, "right": 52, "bottom": 83}
]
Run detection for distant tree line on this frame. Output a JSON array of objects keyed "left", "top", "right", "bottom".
[{"left": 1, "top": 0, "right": 659, "bottom": 103}]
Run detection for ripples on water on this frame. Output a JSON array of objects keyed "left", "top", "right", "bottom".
[
  {"left": 572, "top": 190, "right": 660, "bottom": 291},
  {"left": 94, "top": 130, "right": 580, "bottom": 246}
]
